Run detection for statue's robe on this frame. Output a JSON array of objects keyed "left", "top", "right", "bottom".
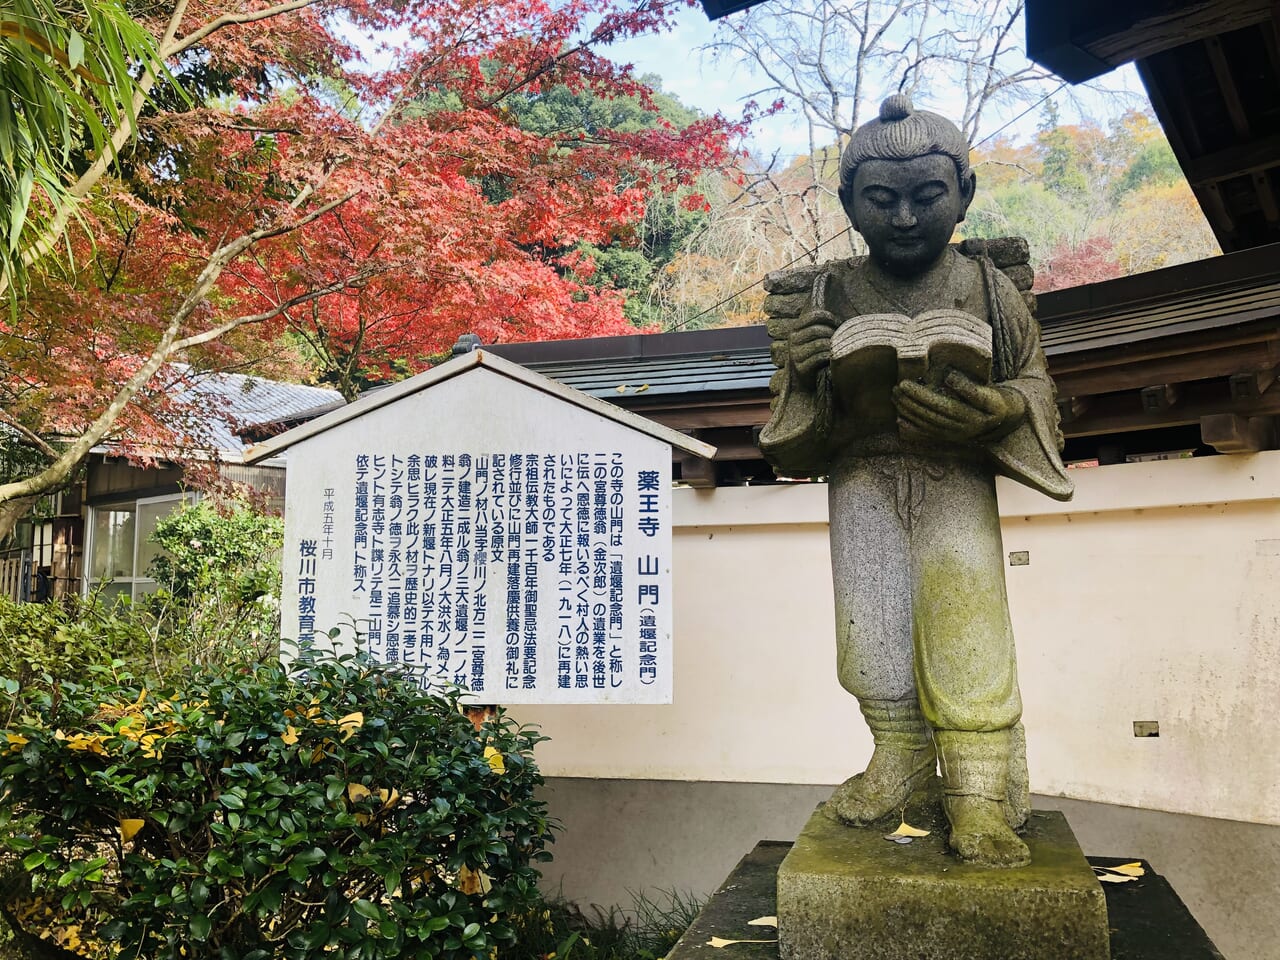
[{"left": 760, "top": 250, "right": 1073, "bottom": 732}]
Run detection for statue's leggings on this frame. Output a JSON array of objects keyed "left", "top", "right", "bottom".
[{"left": 827, "top": 452, "right": 1022, "bottom": 733}]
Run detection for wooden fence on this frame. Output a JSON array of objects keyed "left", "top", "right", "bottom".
[{"left": 0, "top": 554, "right": 29, "bottom": 602}]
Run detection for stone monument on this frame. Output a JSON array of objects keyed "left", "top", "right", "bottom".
[{"left": 759, "top": 95, "right": 1106, "bottom": 959}]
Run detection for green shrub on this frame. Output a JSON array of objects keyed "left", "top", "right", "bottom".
[
  {"left": 0, "top": 594, "right": 159, "bottom": 689},
  {"left": 0, "top": 648, "right": 553, "bottom": 959},
  {"left": 140, "top": 498, "right": 283, "bottom": 667},
  {"left": 0, "top": 498, "right": 282, "bottom": 690}
]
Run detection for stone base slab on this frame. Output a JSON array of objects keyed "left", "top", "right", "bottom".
[{"left": 777, "top": 805, "right": 1109, "bottom": 960}]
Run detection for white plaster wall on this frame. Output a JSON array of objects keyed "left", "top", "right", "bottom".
[{"left": 512, "top": 451, "right": 1280, "bottom": 827}]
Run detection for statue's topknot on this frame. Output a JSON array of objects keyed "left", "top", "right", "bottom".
[
  {"left": 879, "top": 94, "right": 914, "bottom": 122},
  {"left": 840, "top": 95, "right": 972, "bottom": 199}
]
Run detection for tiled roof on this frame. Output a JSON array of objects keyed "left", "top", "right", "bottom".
[
  {"left": 519, "top": 348, "right": 776, "bottom": 400},
  {"left": 176, "top": 371, "right": 342, "bottom": 457}
]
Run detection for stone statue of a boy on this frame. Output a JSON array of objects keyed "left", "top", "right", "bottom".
[{"left": 760, "top": 95, "right": 1074, "bottom": 867}]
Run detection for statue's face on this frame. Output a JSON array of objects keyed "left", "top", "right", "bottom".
[{"left": 845, "top": 153, "right": 974, "bottom": 277}]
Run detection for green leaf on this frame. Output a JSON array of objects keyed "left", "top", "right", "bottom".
[
  {"left": 21, "top": 851, "right": 48, "bottom": 870},
  {"left": 352, "top": 898, "right": 381, "bottom": 920},
  {"left": 219, "top": 792, "right": 245, "bottom": 810},
  {"left": 66, "top": 30, "right": 84, "bottom": 70},
  {"left": 294, "top": 846, "right": 326, "bottom": 866},
  {"left": 190, "top": 914, "right": 212, "bottom": 941}
]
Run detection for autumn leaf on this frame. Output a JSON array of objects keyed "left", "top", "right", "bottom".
[
  {"left": 707, "top": 937, "right": 778, "bottom": 948},
  {"left": 63, "top": 733, "right": 108, "bottom": 755},
  {"left": 337, "top": 712, "right": 363, "bottom": 741},
  {"left": 120, "top": 818, "right": 145, "bottom": 842},
  {"left": 281, "top": 725, "right": 299, "bottom": 745},
  {"left": 4, "top": 732, "right": 28, "bottom": 753},
  {"left": 457, "top": 864, "right": 493, "bottom": 895},
  {"left": 884, "top": 820, "right": 931, "bottom": 843},
  {"left": 484, "top": 745, "right": 506, "bottom": 774},
  {"left": 347, "top": 783, "right": 372, "bottom": 803},
  {"left": 1094, "top": 862, "right": 1145, "bottom": 883},
  {"left": 747, "top": 917, "right": 777, "bottom": 927}
]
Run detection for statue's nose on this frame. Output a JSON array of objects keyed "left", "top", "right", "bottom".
[{"left": 890, "top": 203, "right": 917, "bottom": 229}]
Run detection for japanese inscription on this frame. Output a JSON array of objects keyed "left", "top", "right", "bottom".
[{"left": 278, "top": 363, "right": 678, "bottom": 704}]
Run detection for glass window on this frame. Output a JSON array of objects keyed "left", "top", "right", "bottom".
[
  {"left": 90, "top": 506, "right": 136, "bottom": 580},
  {"left": 86, "top": 493, "right": 193, "bottom": 602}
]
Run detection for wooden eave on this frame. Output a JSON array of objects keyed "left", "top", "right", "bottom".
[{"left": 1026, "top": 0, "right": 1280, "bottom": 252}]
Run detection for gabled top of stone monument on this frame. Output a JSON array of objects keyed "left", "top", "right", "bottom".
[{"left": 243, "top": 349, "right": 717, "bottom": 465}]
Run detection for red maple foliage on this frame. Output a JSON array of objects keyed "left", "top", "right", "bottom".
[
  {"left": 0, "top": 0, "right": 745, "bottom": 524},
  {"left": 1034, "top": 236, "right": 1125, "bottom": 292}
]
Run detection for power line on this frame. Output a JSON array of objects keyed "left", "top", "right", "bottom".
[{"left": 663, "top": 81, "right": 1070, "bottom": 333}]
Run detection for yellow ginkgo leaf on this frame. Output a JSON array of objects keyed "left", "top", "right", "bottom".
[
  {"left": 347, "top": 783, "right": 372, "bottom": 803},
  {"left": 337, "top": 712, "right": 364, "bottom": 741},
  {"left": 886, "top": 820, "right": 931, "bottom": 839},
  {"left": 378, "top": 788, "right": 401, "bottom": 808},
  {"left": 483, "top": 746, "right": 506, "bottom": 774},
  {"left": 1104, "top": 862, "right": 1145, "bottom": 877},
  {"left": 707, "top": 937, "right": 778, "bottom": 948},
  {"left": 457, "top": 864, "right": 493, "bottom": 895},
  {"left": 747, "top": 917, "right": 777, "bottom": 927},
  {"left": 1095, "top": 871, "right": 1139, "bottom": 884},
  {"left": 281, "top": 725, "right": 299, "bottom": 745},
  {"left": 120, "top": 818, "right": 145, "bottom": 842}
]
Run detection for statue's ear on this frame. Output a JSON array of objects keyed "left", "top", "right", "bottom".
[{"left": 957, "top": 169, "right": 977, "bottom": 222}]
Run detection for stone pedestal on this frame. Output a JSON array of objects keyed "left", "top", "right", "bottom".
[
  {"left": 663, "top": 840, "right": 1223, "bottom": 960},
  {"left": 777, "top": 806, "right": 1109, "bottom": 960}
]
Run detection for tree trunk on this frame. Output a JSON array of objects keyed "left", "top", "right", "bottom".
[{"left": 0, "top": 495, "right": 38, "bottom": 545}]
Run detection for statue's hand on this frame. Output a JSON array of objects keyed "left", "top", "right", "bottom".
[
  {"left": 892, "top": 369, "right": 1026, "bottom": 443},
  {"left": 789, "top": 308, "right": 838, "bottom": 388}
]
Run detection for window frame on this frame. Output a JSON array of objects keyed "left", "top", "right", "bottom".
[{"left": 84, "top": 492, "right": 195, "bottom": 602}]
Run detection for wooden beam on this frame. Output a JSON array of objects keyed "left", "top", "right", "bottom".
[
  {"left": 1052, "top": 338, "right": 1280, "bottom": 397},
  {"left": 1141, "top": 384, "right": 1180, "bottom": 412},
  {"left": 677, "top": 452, "right": 716, "bottom": 488},
  {"left": 1200, "top": 413, "right": 1277, "bottom": 452},
  {"left": 1255, "top": 171, "right": 1280, "bottom": 223},
  {"left": 1184, "top": 134, "right": 1280, "bottom": 185},
  {"left": 1137, "top": 57, "right": 1203, "bottom": 160},
  {"left": 1272, "top": 0, "right": 1280, "bottom": 75},
  {"left": 1056, "top": 397, "right": 1090, "bottom": 424},
  {"left": 1205, "top": 36, "right": 1252, "bottom": 139},
  {"left": 1088, "top": 1, "right": 1271, "bottom": 66},
  {"left": 1230, "top": 367, "right": 1277, "bottom": 399},
  {"left": 1050, "top": 327, "right": 1280, "bottom": 378},
  {"left": 1063, "top": 379, "right": 1280, "bottom": 438},
  {"left": 628, "top": 399, "right": 773, "bottom": 431}
]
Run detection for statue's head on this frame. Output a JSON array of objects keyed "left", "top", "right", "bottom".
[{"left": 838, "top": 94, "right": 976, "bottom": 277}]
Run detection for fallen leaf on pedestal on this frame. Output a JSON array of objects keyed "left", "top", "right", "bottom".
[
  {"left": 1095, "top": 872, "right": 1138, "bottom": 883},
  {"left": 1093, "top": 863, "right": 1145, "bottom": 884},
  {"left": 747, "top": 917, "right": 777, "bottom": 927},
  {"left": 1103, "top": 862, "right": 1145, "bottom": 877},
  {"left": 707, "top": 937, "right": 779, "bottom": 948},
  {"left": 884, "top": 820, "right": 930, "bottom": 843}
]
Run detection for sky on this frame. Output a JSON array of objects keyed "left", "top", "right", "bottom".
[{"left": 602, "top": 4, "right": 1151, "bottom": 161}]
